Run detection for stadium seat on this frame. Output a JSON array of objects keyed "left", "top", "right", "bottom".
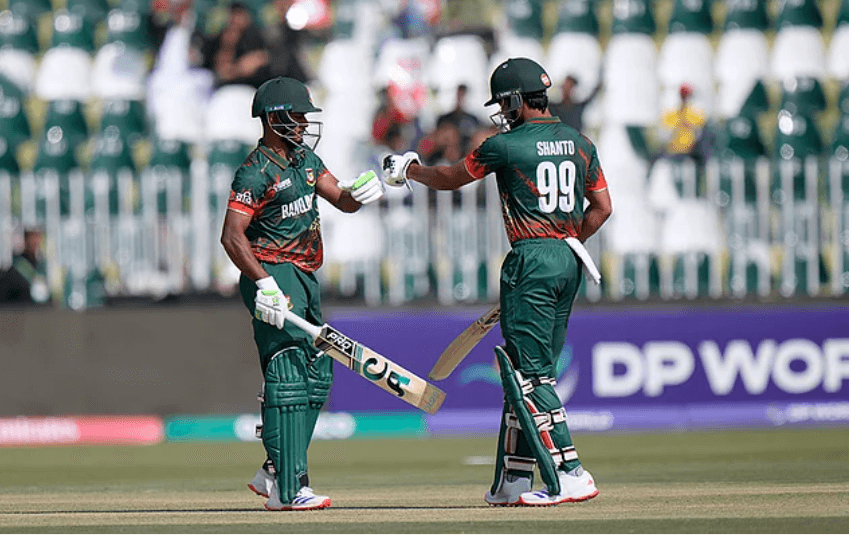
[
  {"left": 105, "top": 8, "right": 152, "bottom": 51},
  {"left": 780, "top": 77, "right": 827, "bottom": 115},
  {"left": 204, "top": 85, "right": 261, "bottom": 145},
  {"left": 145, "top": 137, "right": 191, "bottom": 215},
  {"left": 660, "top": 200, "right": 721, "bottom": 298},
  {"left": 99, "top": 99, "right": 147, "bottom": 143},
  {"left": 88, "top": 125, "right": 137, "bottom": 216},
  {"left": 0, "top": 73, "right": 30, "bottom": 148},
  {"left": 773, "top": 110, "right": 824, "bottom": 201},
  {"left": 490, "top": 33, "right": 545, "bottom": 68},
  {"left": 42, "top": 99, "right": 90, "bottom": 149},
  {"left": 610, "top": 0, "right": 655, "bottom": 35},
  {"left": 0, "top": 135, "right": 19, "bottom": 174},
  {"left": 775, "top": 0, "right": 823, "bottom": 30},
  {"left": 32, "top": 126, "right": 81, "bottom": 219},
  {"left": 546, "top": 32, "right": 602, "bottom": 102},
  {"left": 373, "top": 37, "right": 430, "bottom": 91},
  {"left": 207, "top": 139, "right": 250, "bottom": 213},
  {"left": 718, "top": 79, "right": 771, "bottom": 120},
  {"left": 92, "top": 43, "right": 148, "bottom": 100},
  {"left": 554, "top": 0, "right": 598, "bottom": 35},
  {"left": 427, "top": 34, "right": 490, "bottom": 115},
  {"left": 722, "top": 115, "right": 767, "bottom": 162},
  {"left": 0, "top": 10, "right": 39, "bottom": 54},
  {"left": 504, "top": 0, "right": 545, "bottom": 41},
  {"left": 317, "top": 39, "right": 373, "bottom": 94},
  {"left": 667, "top": 0, "right": 713, "bottom": 34},
  {"left": 658, "top": 32, "right": 714, "bottom": 114},
  {"left": 49, "top": 9, "right": 95, "bottom": 52},
  {"left": 8, "top": 0, "right": 52, "bottom": 20},
  {"left": 604, "top": 197, "right": 661, "bottom": 300},
  {"left": 35, "top": 30, "right": 93, "bottom": 101},
  {"left": 828, "top": 22, "right": 849, "bottom": 80},
  {"left": 723, "top": 0, "right": 769, "bottom": 31},
  {"left": 602, "top": 33, "right": 658, "bottom": 125},
  {"left": 66, "top": 0, "right": 111, "bottom": 24},
  {"left": 596, "top": 123, "right": 650, "bottom": 202},
  {"left": 770, "top": 27, "right": 826, "bottom": 80}
]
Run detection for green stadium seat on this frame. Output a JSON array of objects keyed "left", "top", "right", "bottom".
[
  {"left": 33, "top": 126, "right": 81, "bottom": 218},
  {"left": 0, "top": 10, "right": 39, "bottom": 54},
  {"left": 776, "top": 0, "right": 823, "bottom": 29},
  {"left": 43, "top": 100, "right": 90, "bottom": 149},
  {"left": 668, "top": 0, "right": 713, "bottom": 34},
  {"left": 100, "top": 99, "right": 147, "bottom": 143},
  {"left": 49, "top": 9, "right": 95, "bottom": 52},
  {"left": 147, "top": 137, "right": 191, "bottom": 214},
  {"left": 505, "top": 0, "right": 545, "bottom": 40},
  {"left": 611, "top": 0, "right": 655, "bottom": 35},
  {"left": 118, "top": 0, "right": 152, "bottom": 14},
  {"left": 8, "top": 0, "right": 52, "bottom": 20},
  {"left": 672, "top": 252, "right": 711, "bottom": 298},
  {"left": 88, "top": 126, "right": 137, "bottom": 216},
  {"left": 105, "top": 9, "right": 152, "bottom": 51},
  {"left": 739, "top": 80, "right": 770, "bottom": 119},
  {"left": 722, "top": 115, "right": 766, "bottom": 159},
  {"left": 723, "top": 0, "right": 769, "bottom": 31},
  {"left": 555, "top": 0, "right": 599, "bottom": 35},
  {"left": 207, "top": 139, "right": 250, "bottom": 212},
  {"left": 837, "top": 0, "right": 849, "bottom": 27},
  {"left": 0, "top": 135, "right": 19, "bottom": 174},
  {"left": 780, "top": 77, "right": 827, "bottom": 116},
  {"left": 0, "top": 73, "right": 30, "bottom": 148},
  {"left": 775, "top": 110, "right": 824, "bottom": 161},
  {"left": 840, "top": 81, "right": 849, "bottom": 116},
  {"left": 66, "top": 0, "right": 111, "bottom": 25}
]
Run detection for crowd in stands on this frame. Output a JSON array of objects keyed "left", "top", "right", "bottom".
[{"left": 0, "top": 0, "right": 847, "bottom": 306}]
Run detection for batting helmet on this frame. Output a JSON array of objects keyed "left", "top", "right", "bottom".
[{"left": 251, "top": 77, "right": 321, "bottom": 118}]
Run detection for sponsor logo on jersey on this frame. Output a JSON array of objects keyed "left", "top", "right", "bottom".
[
  {"left": 281, "top": 193, "right": 314, "bottom": 219},
  {"left": 234, "top": 190, "right": 252, "bottom": 205},
  {"left": 305, "top": 168, "right": 316, "bottom": 186},
  {"left": 536, "top": 140, "right": 575, "bottom": 156},
  {"left": 273, "top": 177, "right": 292, "bottom": 191}
]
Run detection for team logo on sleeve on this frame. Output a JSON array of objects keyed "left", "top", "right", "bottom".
[{"left": 305, "top": 168, "right": 316, "bottom": 186}]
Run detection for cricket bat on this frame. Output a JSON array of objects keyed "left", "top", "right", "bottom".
[
  {"left": 428, "top": 303, "right": 501, "bottom": 381},
  {"left": 428, "top": 238, "right": 602, "bottom": 381},
  {"left": 283, "top": 309, "right": 446, "bottom": 415}
]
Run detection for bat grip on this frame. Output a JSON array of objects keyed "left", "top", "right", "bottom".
[{"left": 282, "top": 309, "right": 322, "bottom": 340}]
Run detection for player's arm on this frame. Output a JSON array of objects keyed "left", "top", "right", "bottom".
[
  {"left": 220, "top": 209, "right": 269, "bottom": 281},
  {"left": 316, "top": 170, "right": 385, "bottom": 212},
  {"left": 406, "top": 159, "right": 476, "bottom": 190},
  {"left": 577, "top": 188, "right": 612, "bottom": 243}
]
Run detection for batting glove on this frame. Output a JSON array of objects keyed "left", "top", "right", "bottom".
[
  {"left": 254, "top": 276, "right": 289, "bottom": 330},
  {"left": 339, "top": 170, "right": 385, "bottom": 205},
  {"left": 382, "top": 151, "right": 420, "bottom": 187}
]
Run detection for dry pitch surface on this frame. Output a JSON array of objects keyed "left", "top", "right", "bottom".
[{"left": 0, "top": 428, "right": 847, "bottom": 533}]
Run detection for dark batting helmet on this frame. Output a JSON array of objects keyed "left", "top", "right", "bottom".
[
  {"left": 485, "top": 57, "right": 552, "bottom": 130},
  {"left": 252, "top": 77, "right": 322, "bottom": 149}
]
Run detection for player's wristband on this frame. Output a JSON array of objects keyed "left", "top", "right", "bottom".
[{"left": 255, "top": 276, "right": 279, "bottom": 291}]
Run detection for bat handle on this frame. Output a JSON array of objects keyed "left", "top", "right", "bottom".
[{"left": 282, "top": 309, "right": 322, "bottom": 340}]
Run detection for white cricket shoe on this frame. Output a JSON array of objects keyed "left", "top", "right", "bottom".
[
  {"left": 518, "top": 467, "right": 599, "bottom": 506},
  {"left": 484, "top": 474, "right": 532, "bottom": 506},
  {"left": 265, "top": 483, "right": 331, "bottom": 511},
  {"left": 247, "top": 464, "right": 274, "bottom": 498}
]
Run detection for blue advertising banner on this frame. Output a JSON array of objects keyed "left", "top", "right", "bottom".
[{"left": 326, "top": 304, "right": 848, "bottom": 418}]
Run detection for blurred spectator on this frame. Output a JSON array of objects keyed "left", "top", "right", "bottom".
[
  {"left": 659, "top": 83, "right": 708, "bottom": 163},
  {"left": 418, "top": 121, "right": 462, "bottom": 165},
  {"left": 0, "top": 229, "right": 47, "bottom": 304},
  {"left": 549, "top": 75, "right": 601, "bottom": 133},
  {"left": 435, "top": 84, "right": 481, "bottom": 155},
  {"left": 372, "top": 86, "right": 423, "bottom": 151},
  {"left": 201, "top": 1, "right": 270, "bottom": 88},
  {"left": 264, "top": 0, "right": 313, "bottom": 82}
]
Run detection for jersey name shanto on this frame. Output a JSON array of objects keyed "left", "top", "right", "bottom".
[
  {"left": 281, "top": 193, "right": 314, "bottom": 219},
  {"left": 536, "top": 140, "right": 575, "bottom": 156}
]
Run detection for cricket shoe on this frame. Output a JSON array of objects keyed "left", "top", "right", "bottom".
[
  {"left": 484, "top": 474, "right": 531, "bottom": 506},
  {"left": 247, "top": 461, "right": 275, "bottom": 498},
  {"left": 265, "top": 484, "right": 331, "bottom": 511},
  {"left": 518, "top": 467, "right": 599, "bottom": 506}
]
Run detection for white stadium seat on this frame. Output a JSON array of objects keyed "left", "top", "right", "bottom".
[
  {"left": 490, "top": 33, "right": 546, "bottom": 69},
  {"left": 205, "top": 85, "right": 262, "bottom": 145},
  {"left": 0, "top": 48, "right": 35, "bottom": 93},
  {"left": 658, "top": 32, "right": 714, "bottom": 114},
  {"left": 91, "top": 42, "right": 148, "bottom": 100},
  {"left": 35, "top": 46, "right": 92, "bottom": 101},
  {"left": 770, "top": 26, "right": 826, "bottom": 80},
  {"left": 606, "top": 197, "right": 661, "bottom": 255},
  {"left": 427, "top": 34, "right": 490, "bottom": 115},
  {"left": 828, "top": 24, "right": 849, "bottom": 80},
  {"left": 661, "top": 200, "right": 721, "bottom": 254},
  {"left": 602, "top": 33, "right": 658, "bottom": 125},
  {"left": 317, "top": 39, "right": 373, "bottom": 95},
  {"left": 373, "top": 37, "right": 431, "bottom": 91},
  {"left": 596, "top": 123, "right": 650, "bottom": 201},
  {"left": 546, "top": 32, "right": 602, "bottom": 101},
  {"left": 715, "top": 29, "right": 769, "bottom": 84}
]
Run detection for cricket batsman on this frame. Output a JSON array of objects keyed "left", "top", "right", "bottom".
[
  {"left": 382, "top": 58, "right": 612, "bottom": 506},
  {"left": 220, "top": 76, "right": 384, "bottom": 511}
]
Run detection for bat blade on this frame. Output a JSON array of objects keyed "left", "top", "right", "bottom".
[
  {"left": 428, "top": 304, "right": 501, "bottom": 381},
  {"left": 315, "top": 325, "right": 446, "bottom": 415}
]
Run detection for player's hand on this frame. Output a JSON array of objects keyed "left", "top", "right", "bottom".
[
  {"left": 382, "top": 151, "right": 420, "bottom": 187},
  {"left": 254, "top": 276, "right": 288, "bottom": 329},
  {"left": 338, "top": 170, "right": 385, "bottom": 205}
]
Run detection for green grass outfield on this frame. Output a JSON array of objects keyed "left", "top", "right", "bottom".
[{"left": 0, "top": 427, "right": 847, "bottom": 533}]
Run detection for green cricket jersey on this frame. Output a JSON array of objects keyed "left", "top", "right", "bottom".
[
  {"left": 227, "top": 143, "right": 328, "bottom": 272},
  {"left": 464, "top": 116, "right": 608, "bottom": 245}
]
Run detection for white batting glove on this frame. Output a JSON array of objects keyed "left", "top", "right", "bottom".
[
  {"left": 254, "top": 276, "right": 289, "bottom": 330},
  {"left": 339, "top": 170, "right": 385, "bottom": 205},
  {"left": 382, "top": 151, "right": 420, "bottom": 188}
]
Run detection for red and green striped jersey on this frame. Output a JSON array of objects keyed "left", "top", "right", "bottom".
[
  {"left": 227, "top": 143, "right": 329, "bottom": 272},
  {"left": 464, "top": 116, "right": 608, "bottom": 244}
]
